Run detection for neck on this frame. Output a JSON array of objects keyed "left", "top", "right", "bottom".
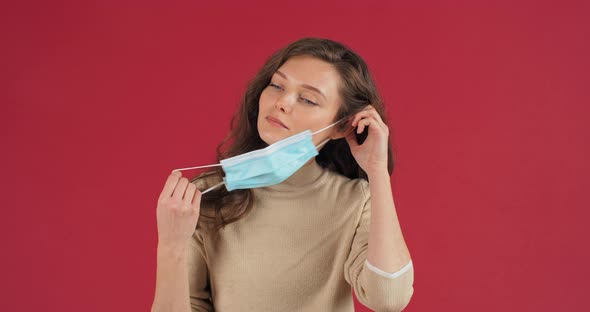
[{"left": 257, "top": 158, "right": 326, "bottom": 192}]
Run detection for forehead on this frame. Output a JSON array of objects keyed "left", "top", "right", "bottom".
[{"left": 275, "top": 55, "right": 340, "bottom": 98}]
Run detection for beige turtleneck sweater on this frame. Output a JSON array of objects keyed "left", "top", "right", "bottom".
[{"left": 188, "top": 159, "right": 414, "bottom": 312}]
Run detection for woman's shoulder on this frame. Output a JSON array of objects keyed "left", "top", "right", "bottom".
[{"left": 323, "top": 169, "right": 370, "bottom": 200}]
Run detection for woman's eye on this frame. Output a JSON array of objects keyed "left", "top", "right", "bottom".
[
  {"left": 300, "top": 97, "right": 317, "bottom": 106},
  {"left": 268, "top": 83, "right": 316, "bottom": 105}
]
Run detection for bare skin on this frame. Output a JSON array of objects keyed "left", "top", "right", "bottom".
[{"left": 151, "top": 170, "right": 202, "bottom": 312}]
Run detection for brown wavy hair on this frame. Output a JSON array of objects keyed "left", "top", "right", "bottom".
[{"left": 191, "top": 37, "right": 395, "bottom": 235}]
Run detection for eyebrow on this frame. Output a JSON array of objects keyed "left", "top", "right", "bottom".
[{"left": 274, "top": 70, "right": 327, "bottom": 100}]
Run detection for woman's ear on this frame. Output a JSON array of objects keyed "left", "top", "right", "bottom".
[{"left": 330, "top": 125, "right": 355, "bottom": 140}]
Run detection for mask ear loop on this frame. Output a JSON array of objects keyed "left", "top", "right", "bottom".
[
  {"left": 312, "top": 117, "right": 349, "bottom": 150},
  {"left": 170, "top": 164, "right": 226, "bottom": 194},
  {"left": 171, "top": 163, "right": 221, "bottom": 173},
  {"left": 201, "top": 181, "right": 225, "bottom": 194},
  {"left": 311, "top": 117, "right": 348, "bottom": 136},
  {"left": 315, "top": 138, "right": 330, "bottom": 150}
]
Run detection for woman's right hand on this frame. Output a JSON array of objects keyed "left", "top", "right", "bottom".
[{"left": 156, "top": 170, "right": 202, "bottom": 250}]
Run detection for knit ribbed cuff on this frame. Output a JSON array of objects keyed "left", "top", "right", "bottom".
[{"left": 364, "top": 259, "right": 413, "bottom": 279}]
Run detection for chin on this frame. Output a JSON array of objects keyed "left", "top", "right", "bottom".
[{"left": 259, "top": 128, "right": 285, "bottom": 145}]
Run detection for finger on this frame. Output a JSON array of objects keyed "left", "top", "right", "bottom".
[
  {"left": 357, "top": 117, "right": 373, "bottom": 134},
  {"left": 356, "top": 111, "right": 387, "bottom": 133},
  {"left": 361, "top": 115, "right": 388, "bottom": 135},
  {"left": 172, "top": 177, "right": 189, "bottom": 201},
  {"left": 159, "top": 171, "right": 182, "bottom": 201},
  {"left": 356, "top": 118, "right": 364, "bottom": 134},
  {"left": 351, "top": 107, "right": 377, "bottom": 127},
  {"left": 370, "top": 109, "right": 387, "bottom": 128},
  {"left": 184, "top": 182, "right": 197, "bottom": 208},
  {"left": 376, "top": 116, "right": 389, "bottom": 134},
  {"left": 367, "top": 114, "right": 387, "bottom": 132},
  {"left": 351, "top": 111, "right": 368, "bottom": 128},
  {"left": 358, "top": 107, "right": 382, "bottom": 124}
]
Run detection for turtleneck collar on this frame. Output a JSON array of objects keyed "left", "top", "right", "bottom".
[{"left": 256, "top": 158, "right": 327, "bottom": 193}]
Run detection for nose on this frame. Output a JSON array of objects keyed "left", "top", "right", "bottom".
[{"left": 274, "top": 93, "right": 294, "bottom": 113}]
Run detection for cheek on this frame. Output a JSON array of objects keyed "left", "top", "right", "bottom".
[
  {"left": 258, "top": 90, "right": 270, "bottom": 124},
  {"left": 259, "top": 89, "right": 273, "bottom": 108}
]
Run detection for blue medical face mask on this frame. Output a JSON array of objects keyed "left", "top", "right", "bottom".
[{"left": 172, "top": 117, "right": 348, "bottom": 193}]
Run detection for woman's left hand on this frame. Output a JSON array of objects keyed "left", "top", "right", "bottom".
[{"left": 345, "top": 104, "right": 389, "bottom": 175}]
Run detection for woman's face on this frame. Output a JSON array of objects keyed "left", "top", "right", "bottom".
[{"left": 257, "top": 55, "right": 349, "bottom": 147}]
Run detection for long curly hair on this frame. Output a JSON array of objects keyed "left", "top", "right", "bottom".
[{"left": 191, "top": 37, "right": 394, "bottom": 235}]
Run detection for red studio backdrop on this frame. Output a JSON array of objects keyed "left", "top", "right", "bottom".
[{"left": 1, "top": 0, "right": 588, "bottom": 311}]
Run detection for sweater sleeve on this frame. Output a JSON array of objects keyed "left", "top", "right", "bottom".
[
  {"left": 188, "top": 229, "right": 214, "bottom": 312},
  {"left": 343, "top": 180, "right": 415, "bottom": 312}
]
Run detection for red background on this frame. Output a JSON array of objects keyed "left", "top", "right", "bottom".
[{"left": 2, "top": 0, "right": 588, "bottom": 311}]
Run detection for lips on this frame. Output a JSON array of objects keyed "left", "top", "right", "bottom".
[{"left": 266, "top": 116, "right": 288, "bottom": 129}]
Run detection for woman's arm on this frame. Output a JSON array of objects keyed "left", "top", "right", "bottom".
[
  {"left": 343, "top": 178, "right": 414, "bottom": 312},
  {"left": 366, "top": 168, "right": 412, "bottom": 273},
  {"left": 151, "top": 244, "right": 192, "bottom": 312}
]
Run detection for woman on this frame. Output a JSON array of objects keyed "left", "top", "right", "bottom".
[{"left": 152, "top": 38, "right": 414, "bottom": 312}]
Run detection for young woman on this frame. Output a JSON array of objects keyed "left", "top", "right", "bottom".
[{"left": 152, "top": 38, "right": 414, "bottom": 312}]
